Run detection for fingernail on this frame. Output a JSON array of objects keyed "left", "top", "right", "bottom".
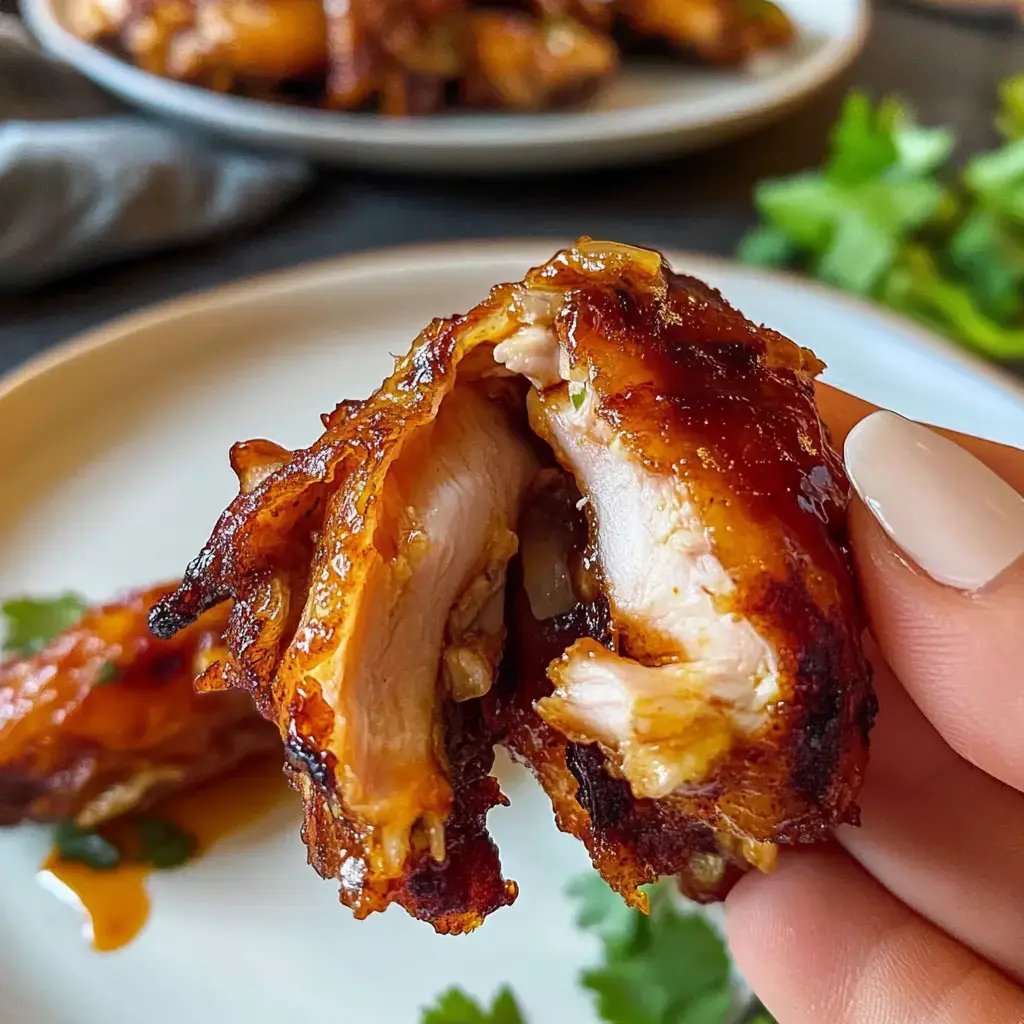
[{"left": 844, "top": 411, "right": 1024, "bottom": 590}]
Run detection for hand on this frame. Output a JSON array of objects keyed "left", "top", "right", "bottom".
[{"left": 726, "top": 384, "right": 1024, "bottom": 1023}]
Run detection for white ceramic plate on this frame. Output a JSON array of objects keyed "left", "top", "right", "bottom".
[
  {"left": 1, "top": 240, "right": 1023, "bottom": 1024},
  {"left": 23, "top": 0, "right": 868, "bottom": 172}
]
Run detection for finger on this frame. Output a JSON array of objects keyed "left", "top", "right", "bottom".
[
  {"left": 842, "top": 411, "right": 1024, "bottom": 791},
  {"left": 815, "top": 382, "right": 1024, "bottom": 491},
  {"left": 839, "top": 653, "right": 1024, "bottom": 983},
  {"left": 725, "top": 848, "right": 1024, "bottom": 1024}
]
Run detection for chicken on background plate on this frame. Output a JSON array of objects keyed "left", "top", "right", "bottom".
[
  {"left": 0, "top": 584, "right": 275, "bottom": 828},
  {"left": 68, "top": 0, "right": 795, "bottom": 114},
  {"left": 152, "top": 239, "right": 876, "bottom": 931}
]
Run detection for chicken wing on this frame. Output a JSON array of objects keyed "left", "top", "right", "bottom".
[
  {"left": 151, "top": 342, "right": 538, "bottom": 929},
  {"left": 69, "top": 0, "right": 790, "bottom": 111},
  {"left": 68, "top": 0, "right": 330, "bottom": 95},
  {"left": 322, "top": 2, "right": 618, "bottom": 113},
  {"left": 617, "top": 0, "right": 794, "bottom": 65},
  {"left": 151, "top": 239, "right": 875, "bottom": 928},
  {"left": 488, "top": 242, "right": 875, "bottom": 905},
  {"left": 0, "top": 584, "right": 275, "bottom": 827}
]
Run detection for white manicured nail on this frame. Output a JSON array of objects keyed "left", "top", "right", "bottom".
[{"left": 844, "top": 411, "right": 1024, "bottom": 590}]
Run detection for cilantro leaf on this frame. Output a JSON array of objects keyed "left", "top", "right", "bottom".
[
  {"left": 948, "top": 209, "right": 1024, "bottom": 323},
  {"left": 735, "top": 225, "right": 796, "bottom": 268},
  {"left": 572, "top": 878, "right": 733, "bottom": 1024},
  {"left": 825, "top": 91, "right": 901, "bottom": 185},
  {"left": 421, "top": 987, "right": 526, "bottom": 1024},
  {"left": 746, "top": 93, "right": 951, "bottom": 298},
  {"left": 1, "top": 594, "right": 87, "bottom": 656},
  {"left": 136, "top": 817, "right": 196, "bottom": 869},
  {"left": 675, "top": 990, "right": 733, "bottom": 1024},
  {"left": 487, "top": 989, "right": 526, "bottom": 1024},
  {"left": 883, "top": 247, "right": 1024, "bottom": 360},
  {"left": 53, "top": 820, "right": 121, "bottom": 871},
  {"left": 824, "top": 92, "right": 952, "bottom": 185},
  {"left": 997, "top": 72, "right": 1024, "bottom": 141},
  {"left": 740, "top": 75, "right": 1024, "bottom": 362},
  {"left": 568, "top": 873, "right": 640, "bottom": 952},
  {"left": 423, "top": 874, "right": 775, "bottom": 1024},
  {"left": 752, "top": 173, "right": 946, "bottom": 295},
  {"left": 964, "top": 139, "right": 1024, "bottom": 228},
  {"left": 583, "top": 956, "right": 671, "bottom": 1024},
  {"left": 52, "top": 816, "right": 198, "bottom": 874}
]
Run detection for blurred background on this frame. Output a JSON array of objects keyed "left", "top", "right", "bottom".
[{"left": 1, "top": 0, "right": 1021, "bottom": 376}]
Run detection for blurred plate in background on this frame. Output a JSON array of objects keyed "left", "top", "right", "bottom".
[
  {"left": 23, "top": 0, "right": 868, "bottom": 173},
  {"left": 1, "top": 240, "right": 1021, "bottom": 1024}
]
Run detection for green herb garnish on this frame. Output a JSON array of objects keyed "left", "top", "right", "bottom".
[
  {"left": 570, "top": 383, "right": 588, "bottom": 411},
  {"left": 136, "top": 817, "right": 197, "bottom": 870},
  {"left": 997, "top": 72, "right": 1024, "bottom": 141},
  {"left": 94, "top": 660, "right": 120, "bottom": 686},
  {"left": 573, "top": 878, "right": 733, "bottom": 1024},
  {"left": 1, "top": 594, "right": 87, "bottom": 656},
  {"left": 53, "top": 820, "right": 121, "bottom": 871},
  {"left": 740, "top": 74, "right": 1024, "bottom": 361},
  {"left": 52, "top": 817, "right": 196, "bottom": 872},
  {"left": 421, "top": 987, "right": 526, "bottom": 1023},
  {"left": 421, "top": 876, "right": 774, "bottom": 1023}
]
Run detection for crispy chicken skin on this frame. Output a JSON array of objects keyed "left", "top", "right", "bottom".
[
  {"left": 490, "top": 244, "right": 876, "bottom": 903},
  {"left": 152, "top": 239, "right": 874, "bottom": 929},
  {"left": 0, "top": 584, "right": 274, "bottom": 828},
  {"left": 71, "top": 0, "right": 792, "bottom": 112},
  {"left": 151, "top": 324, "right": 538, "bottom": 930}
]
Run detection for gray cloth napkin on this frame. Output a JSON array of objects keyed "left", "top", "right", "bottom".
[{"left": 0, "top": 17, "right": 311, "bottom": 291}]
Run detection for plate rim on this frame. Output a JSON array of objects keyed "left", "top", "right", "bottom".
[
  {"left": 3, "top": 239, "right": 1023, "bottom": 416},
  {"left": 23, "top": 0, "right": 870, "bottom": 151},
  {"left": 0, "top": 236, "right": 1020, "bottom": 1023}
]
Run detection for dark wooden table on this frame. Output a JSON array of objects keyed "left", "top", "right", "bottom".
[{"left": 1, "top": 2, "right": 1021, "bottom": 375}]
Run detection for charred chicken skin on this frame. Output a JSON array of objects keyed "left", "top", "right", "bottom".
[
  {"left": 152, "top": 240, "right": 875, "bottom": 931},
  {"left": 0, "top": 584, "right": 275, "bottom": 827},
  {"left": 71, "top": 0, "right": 793, "bottom": 113}
]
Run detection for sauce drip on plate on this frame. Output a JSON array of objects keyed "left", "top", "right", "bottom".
[{"left": 39, "top": 756, "right": 289, "bottom": 951}]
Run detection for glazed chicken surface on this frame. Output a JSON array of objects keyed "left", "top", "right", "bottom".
[
  {"left": 70, "top": 0, "right": 794, "bottom": 113},
  {"left": 0, "top": 584, "right": 275, "bottom": 827},
  {"left": 151, "top": 240, "right": 875, "bottom": 930}
]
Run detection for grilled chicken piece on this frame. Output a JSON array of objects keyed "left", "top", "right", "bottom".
[
  {"left": 71, "top": 0, "right": 615, "bottom": 112},
  {"left": 489, "top": 241, "right": 874, "bottom": 905},
  {"left": 69, "top": 0, "right": 788, "bottom": 111},
  {"left": 0, "top": 584, "right": 275, "bottom": 827},
  {"left": 152, "top": 240, "right": 874, "bottom": 927},
  {"left": 68, "top": 0, "right": 329, "bottom": 93},
  {"left": 324, "top": 3, "right": 617, "bottom": 113},
  {"left": 617, "top": 0, "right": 794, "bottom": 65},
  {"left": 152, "top": 336, "right": 539, "bottom": 929},
  {"left": 461, "top": 10, "right": 618, "bottom": 112}
]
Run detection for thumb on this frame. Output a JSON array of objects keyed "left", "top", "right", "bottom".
[{"left": 843, "top": 411, "right": 1024, "bottom": 792}]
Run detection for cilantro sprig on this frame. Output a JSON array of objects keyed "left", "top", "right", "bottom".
[
  {"left": 421, "top": 988, "right": 526, "bottom": 1024},
  {"left": 1, "top": 594, "right": 87, "bottom": 656},
  {"left": 421, "top": 876, "right": 773, "bottom": 1024},
  {"left": 53, "top": 821, "right": 122, "bottom": 871},
  {"left": 740, "top": 74, "right": 1024, "bottom": 361},
  {"left": 997, "top": 73, "right": 1024, "bottom": 142},
  {"left": 571, "top": 877, "right": 735, "bottom": 1024},
  {"left": 136, "top": 817, "right": 197, "bottom": 869},
  {"left": 2, "top": 594, "right": 126, "bottom": 690},
  {"left": 53, "top": 817, "right": 196, "bottom": 872}
]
